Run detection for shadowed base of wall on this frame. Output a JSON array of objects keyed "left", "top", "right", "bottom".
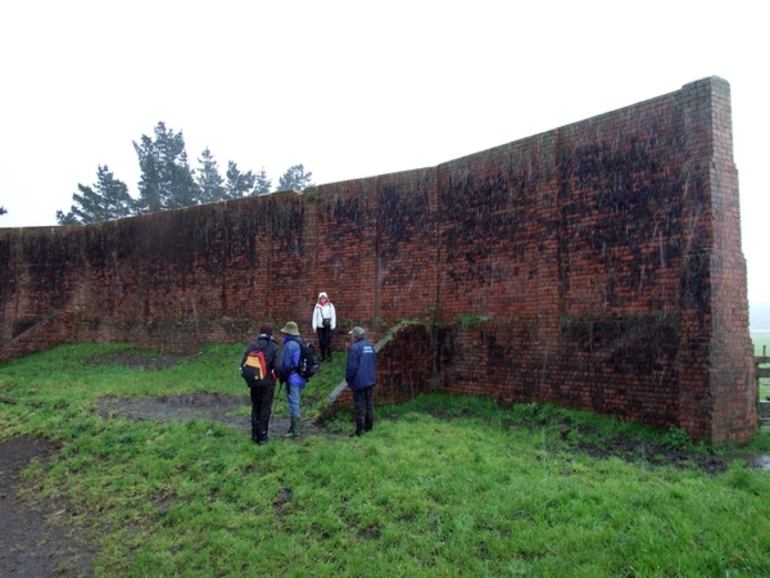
[{"left": 316, "top": 317, "right": 757, "bottom": 445}]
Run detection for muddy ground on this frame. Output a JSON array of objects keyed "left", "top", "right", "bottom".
[
  {"left": 1, "top": 351, "right": 767, "bottom": 576},
  {"left": 1, "top": 435, "right": 97, "bottom": 577}
]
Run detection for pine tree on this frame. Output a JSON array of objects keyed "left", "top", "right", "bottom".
[
  {"left": 56, "top": 165, "right": 133, "bottom": 225},
  {"left": 55, "top": 210, "right": 80, "bottom": 225},
  {"left": 277, "top": 164, "right": 314, "bottom": 192},
  {"left": 252, "top": 168, "right": 272, "bottom": 196},
  {"left": 133, "top": 122, "right": 200, "bottom": 213},
  {"left": 195, "top": 147, "right": 225, "bottom": 204},
  {"left": 167, "top": 150, "right": 199, "bottom": 209},
  {"left": 224, "top": 161, "right": 257, "bottom": 199}
]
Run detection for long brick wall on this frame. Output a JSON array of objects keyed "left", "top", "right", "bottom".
[{"left": 0, "top": 77, "right": 755, "bottom": 444}]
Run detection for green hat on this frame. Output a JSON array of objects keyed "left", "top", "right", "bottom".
[
  {"left": 281, "top": 321, "right": 300, "bottom": 336},
  {"left": 349, "top": 326, "right": 365, "bottom": 337}
]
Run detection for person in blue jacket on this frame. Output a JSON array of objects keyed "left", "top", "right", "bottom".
[
  {"left": 345, "top": 326, "right": 377, "bottom": 436},
  {"left": 279, "top": 321, "right": 307, "bottom": 438}
]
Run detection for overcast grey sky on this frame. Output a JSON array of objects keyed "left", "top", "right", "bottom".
[{"left": 1, "top": 1, "right": 767, "bottom": 306}]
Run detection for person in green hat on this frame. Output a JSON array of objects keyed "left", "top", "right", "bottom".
[{"left": 279, "top": 321, "right": 307, "bottom": 438}]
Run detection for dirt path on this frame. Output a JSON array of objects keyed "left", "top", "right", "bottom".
[{"left": 0, "top": 435, "right": 95, "bottom": 577}]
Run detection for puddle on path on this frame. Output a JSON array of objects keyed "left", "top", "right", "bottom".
[{"left": 751, "top": 455, "right": 770, "bottom": 470}]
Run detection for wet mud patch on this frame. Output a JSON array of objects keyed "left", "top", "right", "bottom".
[
  {"left": 571, "top": 436, "right": 729, "bottom": 475},
  {"left": 96, "top": 393, "right": 327, "bottom": 439},
  {"left": 98, "top": 392, "right": 249, "bottom": 425},
  {"left": 0, "top": 435, "right": 96, "bottom": 577}
]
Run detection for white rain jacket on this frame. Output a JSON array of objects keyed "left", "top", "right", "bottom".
[{"left": 312, "top": 292, "right": 337, "bottom": 330}]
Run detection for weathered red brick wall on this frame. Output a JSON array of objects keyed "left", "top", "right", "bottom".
[
  {"left": 433, "top": 78, "right": 755, "bottom": 444},
  {"left": 0, "top": 77, "right": 755, "bottom": 444}
]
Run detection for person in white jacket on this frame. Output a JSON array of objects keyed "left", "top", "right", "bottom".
[{"left": 311, "top": 291, "right": 337, "bottom": 362}]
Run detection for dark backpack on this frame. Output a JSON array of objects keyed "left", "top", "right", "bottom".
[
  {"left": 294, "top": 339, "right": 321, "bottom": 379},
  {"left": 241, "top": 346, "right": 271, "bottom": 386}
]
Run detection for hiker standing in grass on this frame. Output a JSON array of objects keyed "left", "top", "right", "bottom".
[
  {"left": 279, "top": 321, "right": 307, "bottom": 438},
  {"left": 240, "top": 324, "right": 282, "bottom": 445},
  {"left": 311, "top": 291, "right": 336, "bottom": 362},
  {"left": 345, "top": 326, "right": 377, "bottom": 436}
]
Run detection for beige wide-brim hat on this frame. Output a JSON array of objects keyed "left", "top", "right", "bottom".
[{"left": 281, "top": 321, "right": 300, "bottom": 336}]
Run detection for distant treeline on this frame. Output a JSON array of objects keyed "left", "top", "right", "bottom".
[{"left": 56, "top": 121, "right": 313, "bottom": 226}]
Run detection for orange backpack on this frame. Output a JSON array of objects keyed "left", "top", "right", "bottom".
[{"left": 242, "top": 349, "right": 269, "bottom": 382}]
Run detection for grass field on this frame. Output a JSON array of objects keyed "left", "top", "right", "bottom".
[
  {"left": 1, "top": 343, "right": 769, "bottom": 577},
  {"left": 752, "top": 331, "right": 770, "bottom": 359}
]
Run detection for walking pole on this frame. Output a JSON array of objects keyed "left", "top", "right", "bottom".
[
  {"left": 271, "top": 364, "right": 285, "bottom": 433},
  {"left": 273, "top": 380, "right": 283, "bottom": 420}
]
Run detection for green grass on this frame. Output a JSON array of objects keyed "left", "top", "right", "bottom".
[
  {"left": 1, "top": 343, "right": 769, "bottom": 577},
  {"left": 753, "top": 332, "right": 770, "bottom": 356}
]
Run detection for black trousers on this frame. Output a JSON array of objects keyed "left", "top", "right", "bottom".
[
  {"left": 316, "top": 326, "right": 332, "bottom": 357},
  {"left": 352, "top": 386, "right": 374, "bottom": 433},
  {"left": 352, "top": 386, "right": 374, "bottom": 419},
  {"left": 249, "top": 383, "right": 275, "bottom": 442}
]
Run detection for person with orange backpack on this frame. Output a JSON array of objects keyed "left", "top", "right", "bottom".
[{"left": 240, "top": 324, "right": 282, "bottom": 445}]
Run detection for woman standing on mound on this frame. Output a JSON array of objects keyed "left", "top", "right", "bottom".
[{"left": 311, "top": 291, "right": 336, "bottom": 362}]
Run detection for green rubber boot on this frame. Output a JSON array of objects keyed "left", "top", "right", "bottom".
[{"left": 284, "top": 416, "right": 302, "bottom": 438}]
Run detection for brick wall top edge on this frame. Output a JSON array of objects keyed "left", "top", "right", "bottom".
[
  {"left": 310, "top": 167, "right": 438, "bottom": 192},
  {"left": 437, "top": 76, "right": 727, "bottom": 169},
  {"left": 0, "top": 77, "right": 726, "bottom": 236}
]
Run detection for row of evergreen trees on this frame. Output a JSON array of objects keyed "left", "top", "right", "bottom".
[{"left": 56, "top": 122, "right": 313, "bottom": 225}]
